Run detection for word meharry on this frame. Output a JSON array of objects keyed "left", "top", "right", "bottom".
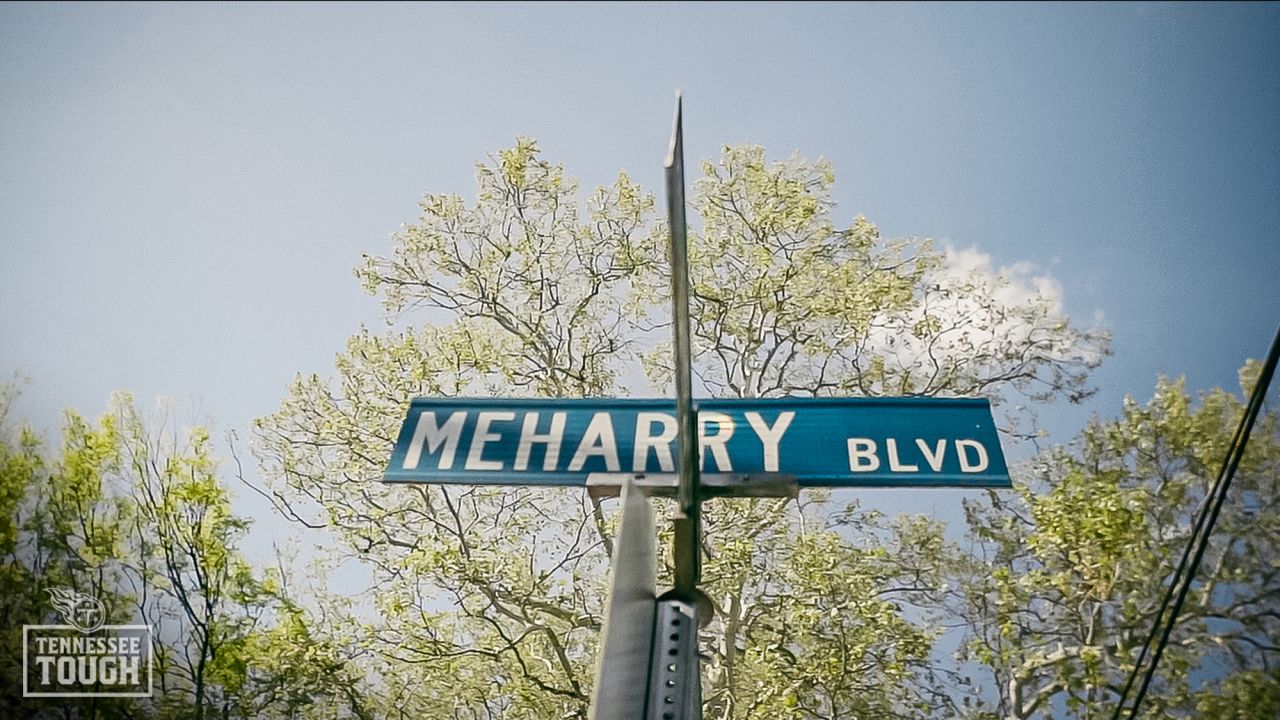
[{"left": 400, "top": 410, "right": 991, "bottom": 475}]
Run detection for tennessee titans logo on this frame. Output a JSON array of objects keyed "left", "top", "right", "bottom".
[{"left": 46, "top": 588, "right": 106, "bottom": 634}]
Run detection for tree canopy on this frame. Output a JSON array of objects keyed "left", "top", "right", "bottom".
[
  {"left": 0, "top": 388, "right": 370, "bottom": 719},
  {"left": 253, "top": 138, "right": 1111, "bottom": 718},
  {"left": 8, "top": 137, "right": 1274, "bottom": 719},
  {"left": 954, "top": 362, "right": 1280, "bottom": 718}
]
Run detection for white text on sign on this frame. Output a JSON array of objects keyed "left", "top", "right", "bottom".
[{"left": 401, "top": 410, "right": 992, "bottom": 475}]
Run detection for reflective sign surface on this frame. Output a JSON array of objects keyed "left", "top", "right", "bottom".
[{"left": 384, "top": 397, "right": 1011, "bottom": 488}]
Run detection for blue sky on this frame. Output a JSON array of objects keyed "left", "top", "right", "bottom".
[{"left": 2, "top": 3, "right": 1278, "bottom": 525}]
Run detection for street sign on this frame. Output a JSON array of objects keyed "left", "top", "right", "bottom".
[
  {"left": 590, "top": 481, "right": 658, "bottom": 719},
  {"left": 383, "top": 396, "right": 1011, "bottom": 488}
]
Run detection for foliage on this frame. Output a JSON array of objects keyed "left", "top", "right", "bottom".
[
  {"left": 254, "top": 138, "right": 1108, "bottom": 718},
  {"left": 954, "top": 363, "right": 1280, "bottom": 718},
  {"left": 0, "top": 388, "right": 371, "bottom": 719}
]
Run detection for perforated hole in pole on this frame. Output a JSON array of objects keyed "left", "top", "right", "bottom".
[{"left": 662, "top": 608, "right": 685, "bottom": 719}]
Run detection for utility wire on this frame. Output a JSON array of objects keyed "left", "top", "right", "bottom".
[
  {"left": 1109, "top": 326, "right": 1267, "bottom": 719},
  {"left": 1111, "top": 325, "right": 1280, "bottom": 720}
]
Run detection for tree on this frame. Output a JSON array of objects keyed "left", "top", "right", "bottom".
[
  {"left": 0, "top": 384, "right": 140, "bottom": 719},
  {"left": 253, "top": 138, "right": 1108, "bottom": 718},
  {"left": 954, "top": 363, "right": 1280, "bottom": 718},
  {"left": 0, "top": 388, "right": 372, "bottom": 719}
]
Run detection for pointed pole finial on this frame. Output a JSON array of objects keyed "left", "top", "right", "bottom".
[{"left": 664, "top": 92, "right": 700, "bottom": 599}]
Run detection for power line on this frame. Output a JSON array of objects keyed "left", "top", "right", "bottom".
[{"left": 1111, "top": 325, "right": 1280, "bottom": 720}]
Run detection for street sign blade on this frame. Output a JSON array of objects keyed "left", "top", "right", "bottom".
[
  {"left": 589, "top": 481, "right": 657, "bottom": 720},
  {"left": 664, "top": 91, "right": 701, "bottom": 598},
  {"left": 384, "top": 396, "right": 1012, "bottom": 488}
]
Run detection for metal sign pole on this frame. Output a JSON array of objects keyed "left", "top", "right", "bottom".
[
  {"left": 588, "top": 93, "right": 706, "bottom": 720},
  {"left": 591, "top": 96, "right": 705, "bottom": 720},
  {"left": 664, "top": 93, "right": 702, "bottom": 602}
]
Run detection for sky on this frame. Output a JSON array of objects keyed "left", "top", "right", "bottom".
[{"left": 2, "top": 3, "right": 1279, "bottom": 545}]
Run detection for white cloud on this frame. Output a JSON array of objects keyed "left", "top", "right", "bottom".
[
  {"left": 848, "top": 241, "right": 1102, "bottom": 402},
  {"left": 941, "top": 244, "right": 1065, "bottom": 314}
]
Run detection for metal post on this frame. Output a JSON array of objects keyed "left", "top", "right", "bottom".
[
  {"left": 590, "top": 93, "right": 706, "bottom": 720},
  {"left": 646, "top": 598, "right": 701, "bottom": 719},
  {"left": 664, "top": 92, "right": 701, "bottom": 601}
]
